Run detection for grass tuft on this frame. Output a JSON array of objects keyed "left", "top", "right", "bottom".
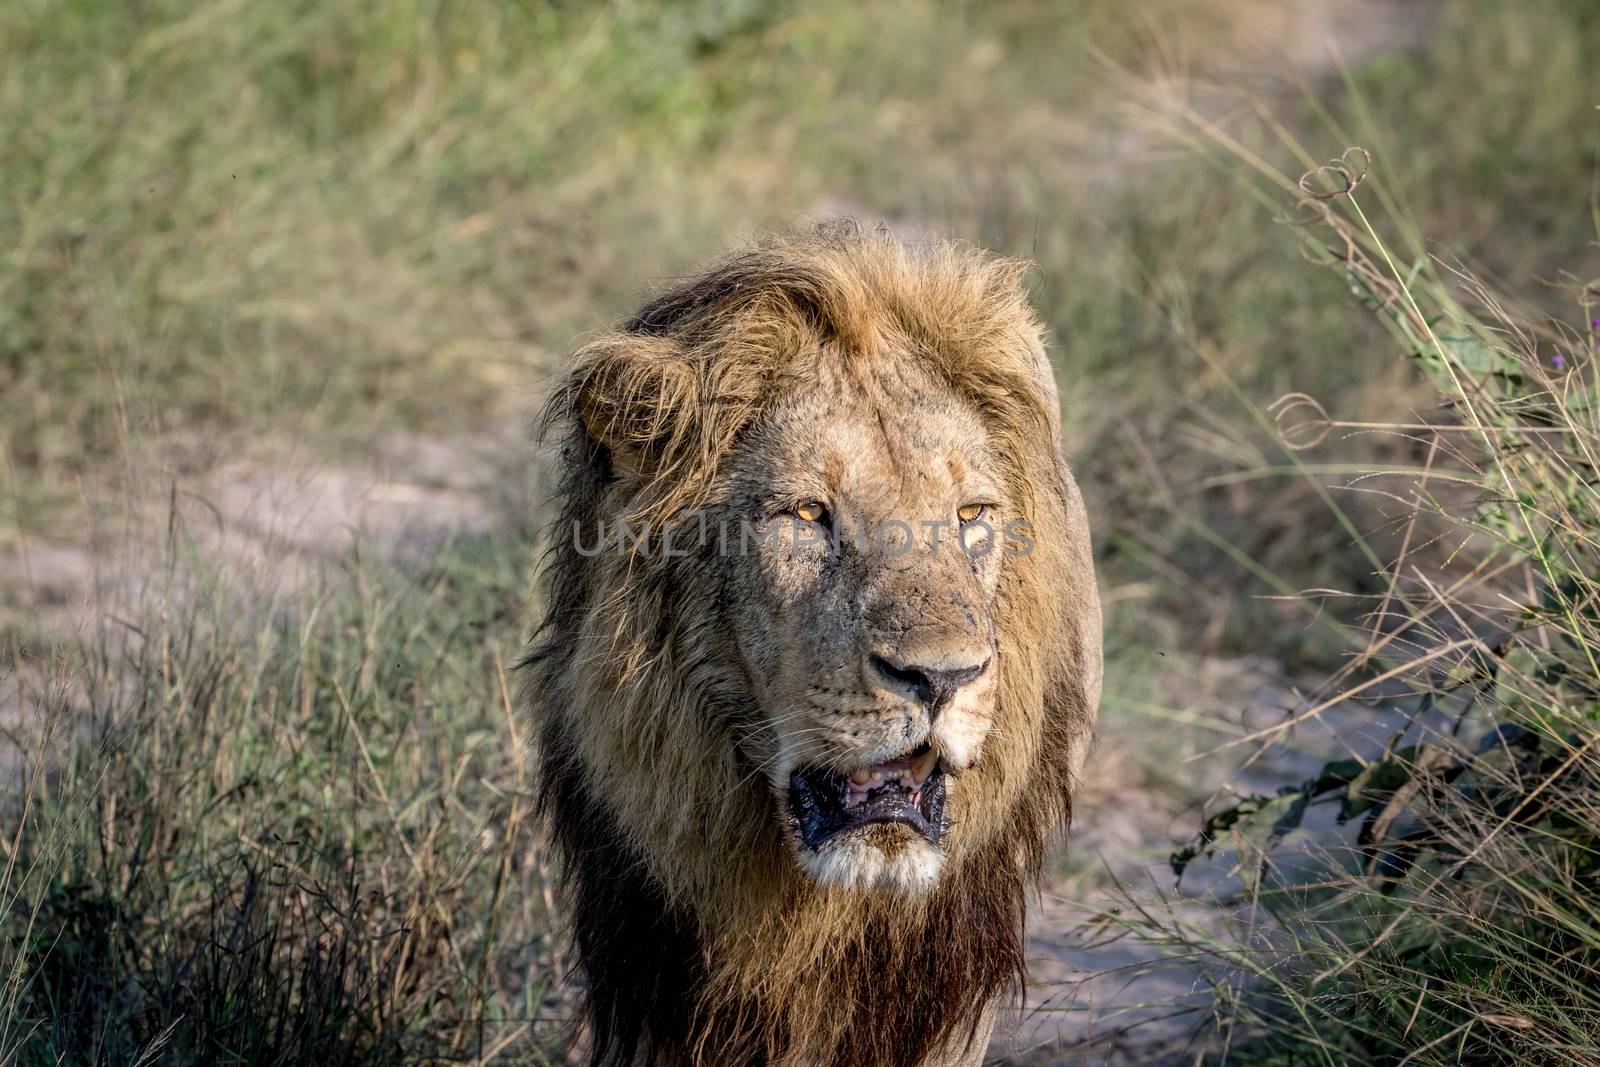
[{"left": 0, "top": 525, "right": 565, "bottom": 1063}]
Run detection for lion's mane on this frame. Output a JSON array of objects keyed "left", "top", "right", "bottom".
[{"left": 523, "top": 223, "right": 1101, "bottom": 1066}]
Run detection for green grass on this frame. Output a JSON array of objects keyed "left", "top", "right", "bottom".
[{"left": 5, "top": 0, "right": 1600, "bottom": 1062}]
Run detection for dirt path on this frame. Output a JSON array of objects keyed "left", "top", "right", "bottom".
[
  {"left": 0, "top": 428, "right": 523, "bottom": 643},
  {"left": 999, "top": 660, "right": 1417, "bottom": 1064}
]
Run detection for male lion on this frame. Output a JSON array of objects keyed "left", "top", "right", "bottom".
[{"left": 524, "top": 223, "right": 1101, "bottom": 1066}]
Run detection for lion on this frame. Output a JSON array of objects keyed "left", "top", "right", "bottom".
[{"left": 523, "top": 222, "right": 1101, "bottom": 1066}]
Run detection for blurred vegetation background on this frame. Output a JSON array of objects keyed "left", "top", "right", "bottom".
[
  {"left": 5, "top": 0, "right": 1594, "bottom": 652},
  {"left": 2, "top": 0, "right": 1599, "bottom": 1063}
]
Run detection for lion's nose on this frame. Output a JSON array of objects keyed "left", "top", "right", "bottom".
[{"left": 867, "top": 652, "right": 989, "bottom": 717}]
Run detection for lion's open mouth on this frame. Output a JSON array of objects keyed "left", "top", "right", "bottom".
[{"left": 788, "top": 743, "right": 947, "bottom": 850}]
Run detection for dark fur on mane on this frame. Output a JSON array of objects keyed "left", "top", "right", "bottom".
[{"left": 535, "top": 711, "right": 1065, "bottom": 1066}]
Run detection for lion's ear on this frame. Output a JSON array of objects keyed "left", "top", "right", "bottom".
[{"left": 571, "top": 333, "right": 701, "bottom": 481}]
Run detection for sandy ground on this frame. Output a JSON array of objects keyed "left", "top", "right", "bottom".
[{"left": 999, "top": 659, "right": 1417, "bottom": 1065}]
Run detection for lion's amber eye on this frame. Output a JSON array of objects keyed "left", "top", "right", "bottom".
[
  {"left": 957, "top": 503, "right": 986, "bottom": 524},
  {"left": 794, "top": 501, "right": 828, "bottom": 524}
]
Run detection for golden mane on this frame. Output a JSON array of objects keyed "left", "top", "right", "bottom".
[
  {"left": 525, "top": 222, "right": 1101, "bottom": 1065},
  {"left": 548, "top": 222, "right": 1059, "bottom": 534}
]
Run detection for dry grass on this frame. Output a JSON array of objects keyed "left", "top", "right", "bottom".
[
  {"left": 1100, "top": 135, "right": 1600, "bottom": 1063},
  {"left": 0, "top": 522, "right": 567, "bottom": 1062}
]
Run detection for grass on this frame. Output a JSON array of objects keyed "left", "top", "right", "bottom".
[
  {"left": 1, "top": 526, "right": 564, "bottom": 1062},
  {"left": 1094, "top": 113, "right": 1600, "bottom": 1066},
  {"left": 4, "top": 0, "right": 1600, "bottom": 1063}
]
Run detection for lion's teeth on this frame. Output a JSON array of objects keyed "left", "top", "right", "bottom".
[{"left": 841, "top": 752, "right": 934, "bottom": 806}]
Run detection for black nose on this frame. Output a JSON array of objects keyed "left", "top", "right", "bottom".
[{"left": 869, "top": 654, "right": 989, "bottom": 716}]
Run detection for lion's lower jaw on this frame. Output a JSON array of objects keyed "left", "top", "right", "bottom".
[{"left": 796, "top": 834, "right": 944, "bottom": 893}]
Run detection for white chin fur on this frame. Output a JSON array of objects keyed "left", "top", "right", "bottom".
[{"left": 797, "top": 833, "right": 943, "bottom": 893}]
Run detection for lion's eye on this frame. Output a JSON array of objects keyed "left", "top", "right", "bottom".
[
  {"left": 957, "top": 503, "right": 987, "bottom": 524},
  {"left": 794, "top": 501, "right": 828, "bottom": 524}
]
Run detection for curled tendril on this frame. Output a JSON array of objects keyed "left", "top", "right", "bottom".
[
  {"left": 1297, "top": 227, "right": 1341, "bottom": 268},
  {"left": 1269, "top": 392, "right": 1333, "bottom": 450},
  {"left": 1298, "top": 147, "right": 1372, "bottom": 201}
]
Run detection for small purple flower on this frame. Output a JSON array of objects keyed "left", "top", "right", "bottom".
[
  {"left": 1591, "top": 318, "right": 1599, "bottom": 329},
  {"left": 1553, "top": 354, "right": 1567, "bottom": 369}
]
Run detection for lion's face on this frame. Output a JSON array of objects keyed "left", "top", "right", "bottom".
[{"left": 720, "top": 360, "right": 1011, "bottom": 893}]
